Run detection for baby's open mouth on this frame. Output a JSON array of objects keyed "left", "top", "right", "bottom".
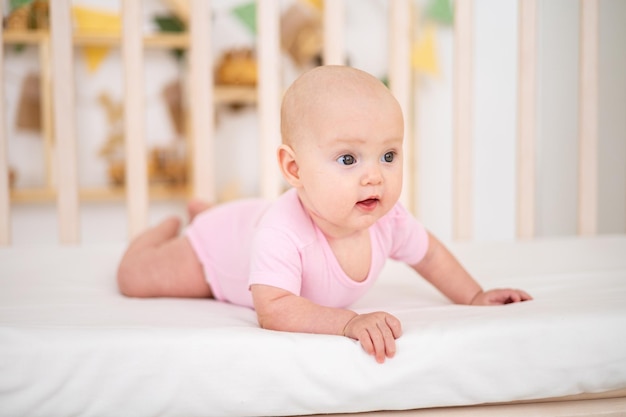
[{"left": 357, "top": 198, "right": 379, "bottom": 210}]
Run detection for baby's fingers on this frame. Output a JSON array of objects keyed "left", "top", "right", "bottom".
[
  {"left": 359, "top": 326, "right": 394, "bottom": 363},
  {"left": 502, "top": 289, "right": 533, "bottom": 304},
  {"left": 350, "top": 325, "right": 384, "bottom": 362},
  {"left": 344, "top": 312, "right": 402, "bottom": 363},
  {"left": 385, "top": 314, "right": 403, "bottom": 339},
  {"left": 517, "top": 289, "right": 533, "bottom": 301},
  {"left": 367, "top": 327, "right": 388, "bottom": 364},
  {"left": 483, "top": 288, "right": 533, "bottom": 305},
  {"left": 378, "top": 320, "right": 400, "bottom": 360}
]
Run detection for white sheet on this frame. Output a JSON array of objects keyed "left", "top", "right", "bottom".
[{"left": 1, "top": 236, "right": 626, "bottom": 417}]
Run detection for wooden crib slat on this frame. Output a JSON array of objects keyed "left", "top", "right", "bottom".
[
  {"left": 39, "top": 42, "right": 55, "bottom": 190},
  {"left": 323, "top": 0, "right": 345, "bottom": 65},
  {"left": 517, "top": 0, "right": 537, "bottom": 239},
  {"left": 50, "top": 0, "right": 79, "bottom": 244},
  {"left": 389, "top": 0, "right": 414, "bottom": 211},
  {"left": 578, "top": 0, "right": 599, "bottom": 236},
  {"left": 123, "top": 0, "right": 148, "bottom": 238},
  {"left": 257, "top": 0, "right": 282, "bottom": 199},
  {"left": 189, "top": 0, "right": 215, "bottom": 203},
  {"left": 0, "top": 6, "right": 10, "bottom": 245},
  {"left": 453, "top": 0, "right": 474, "bottom": 240}
]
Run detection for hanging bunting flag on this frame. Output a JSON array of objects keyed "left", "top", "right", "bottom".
[
  {"left": 412, "top": 23, "right": 440, "bottom": 76},
  {"left": 72, "top": 6, "right": 121, "bottom": 73},
  {"left": 425, "top": 0, "right": 454, "bottom": 26},
  {"left": 232, "top": 2, "right": 257, "bottom": 35},
  {"left": 10, "top": 0, "right": 32, "bottom": 9}
]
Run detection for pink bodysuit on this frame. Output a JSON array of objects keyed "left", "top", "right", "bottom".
[{"left": 186, "top": 188, "right": 429, "bottom": 309}]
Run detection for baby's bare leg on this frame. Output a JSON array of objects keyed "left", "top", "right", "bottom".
[{"left": 117, "top": 217, "right": 212, "bottom": 298}]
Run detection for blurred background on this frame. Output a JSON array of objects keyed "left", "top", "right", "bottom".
[{"left": 2, "top": 0, "right": 625, "bottom": 244}]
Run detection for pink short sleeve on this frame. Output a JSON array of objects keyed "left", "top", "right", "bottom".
[
  {"left": 385, "top": 203, "right": 430, "bottom": 266},
  {"left": 248, "top": 228, "right": 304, "bottom": 296}
]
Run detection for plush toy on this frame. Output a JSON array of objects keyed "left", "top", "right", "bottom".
[
  {"left": 280, "top": 1, "right": 322, "bottom": 67},
  {"left": 215, "top": 49, "right": 257, "bottom": 86},
  {"left": 162, "top": 81, "right": 185, "bottom": 136},
  {"left": 106, "top": 146, "right": 188, "bottom": 187},
  {"left": 15, "top": 73, "right": 41, "bottom": 133},
  {"left": 4, "top": 4, "right": 31, "bottom": 30},
  {"left": 3, "top": 0, "right": 49, "bottom": 31},
  {"left": 30, "top": 0, "right": 48, "bottom": 29},
  {"left": 97, "top": 93, "right": 124, "bottom": 159},
  {"left": 104, "top": 147, "right": 188, "bottom": 187},
  {"left": 97, "top": 93, "right": 125, "bottom": 185},
  {"left": 147, "top": 146, "right": 187, "bottom": 186}
]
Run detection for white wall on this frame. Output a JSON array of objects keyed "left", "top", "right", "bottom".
[
  {"left": 535, "top": 0, "right": 580, "bottom": 237},
  {"left": 598, "top": 0, "right": 626, "bottom": 234}
]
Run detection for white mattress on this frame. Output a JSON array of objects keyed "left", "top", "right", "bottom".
[{"left": 1, "top": 236, "right": 626, "bottom": 417}]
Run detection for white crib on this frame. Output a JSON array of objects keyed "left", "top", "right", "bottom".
[{"left": 1, "top": 1, "right": 625, "bottom": 416}]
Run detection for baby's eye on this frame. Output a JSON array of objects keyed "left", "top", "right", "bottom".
[
  {"left": 382, "top": 152, "right": 395, "bottom": 163},
  {"left": 337, "top": 154, "right": 357, "bottom": 166}
]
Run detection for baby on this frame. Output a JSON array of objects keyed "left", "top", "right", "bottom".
[{"left": 117, "top": 65, "right": 532, "bottom": 363}]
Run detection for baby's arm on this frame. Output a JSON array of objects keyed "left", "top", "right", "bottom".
[
  {"left": 412, "top": 232, "right": 532, "bottom": 305},
  {"left": 251, "top": 284, "right": 401, "bottom": 363}
]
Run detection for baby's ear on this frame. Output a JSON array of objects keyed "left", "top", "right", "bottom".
[{"left": 277, "top": 144, "right": 301, "bottom": 187}]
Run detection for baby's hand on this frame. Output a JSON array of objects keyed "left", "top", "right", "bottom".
[
  {"left": 471, "top": 288, "right": 533, "bottom": 305},
  {"left": 342, "top": 312, "right": 402, "bottom": 363}
]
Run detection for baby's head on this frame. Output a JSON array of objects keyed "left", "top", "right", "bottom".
[
  {"left": 278, "top": 66, "right": 405, "bottom": 237},
  {"left": 280, "top": 65, "right": 403, "bottom": 151}
]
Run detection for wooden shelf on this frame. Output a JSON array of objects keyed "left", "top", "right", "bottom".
[
  {"left": 2, "top": 29, "right": 189, "bottom": 48},
  {"left": 74, "top": 31, "right": 190, "bottom": 48},
  {"left": 214, "top": 85, "right": 257, "bottom": 104},
  {"left": 2, "top": 29, "right": 49, "bottom": 43},
  {"left": 2, "top": 29, "right": 257, "bottom": 104},
  {"left": 10, "top": 184, "right": 191, "bottom": 203}
]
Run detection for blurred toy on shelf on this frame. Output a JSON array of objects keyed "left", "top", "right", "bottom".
[
  {"left": 97, "top": 93, "right": 124, "bottom": 186},
  {"left": 3, "top": 0, "right": 49, "bottom": 31},
  {"left": 215, "top": 48, "right": 257, "bottom": 86},
  {"left": 106, "top": 146, "right": 188, "bottom": 187},
  {"left": 147, "top": 146, "right": 188, "bottom": 186},
  {"left": 97, "top": 92, "right": 187, "bottom": 188},
  {"left": 280, "top": 0, "right": 322, "bottom": 67},
  {"left": 97, "top": 93, "right": 124, "bottom": 162},
  {"left": 15, "top": 73, "right": 41, "bottom": 133},
  {"left": 8, "top": 167, "right": 17, "bottom": 188},
  {"left": 162, "top": 80, "right": 185, "bottom": 136}
]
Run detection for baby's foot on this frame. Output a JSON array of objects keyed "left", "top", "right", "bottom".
[
  {"left": 160, "top": 216, "right": 182, "bottom": 236},
  {"left": 187, "top": 200, "right": 212, "bottom": 222}
]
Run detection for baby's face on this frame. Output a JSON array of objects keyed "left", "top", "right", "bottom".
[{"left": 293, "top": 86, "right": 404, "bottom": 238}]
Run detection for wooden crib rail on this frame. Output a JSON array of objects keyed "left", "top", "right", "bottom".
[
  {"left": 453, "top": 0, "right": 474, "bottom": 241},
  {"left": 122, "top": 0, "right": 148, "bottom": 238},
  {"left": 516, "top": 0, "right": 538, "bottom": 240},
  {"left": 452, "top": 0, "right": 600, "bottom": 240},
  {"left": 578, "top": 0, "right": 599, "bottom": 236},
  {"left": 0, "top": 3, "right": 7, "bottom": 246},
  {"left": 0, "top": 0, "right": 603, "bottom": 245},
  {"left": 50, "top": 0, "right": 79, "bottom": 244}
]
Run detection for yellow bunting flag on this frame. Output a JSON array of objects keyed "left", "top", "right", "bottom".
[
  {"left": 72, "top": 6, "right": 121, "bottom": 73},
  {"left": 411, "top": 24, "right": 439, "bottom": 76}
]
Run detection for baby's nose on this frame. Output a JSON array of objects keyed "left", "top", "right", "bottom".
[{"left": 361, "top": 163, "right": 383, "bottom": 186}]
